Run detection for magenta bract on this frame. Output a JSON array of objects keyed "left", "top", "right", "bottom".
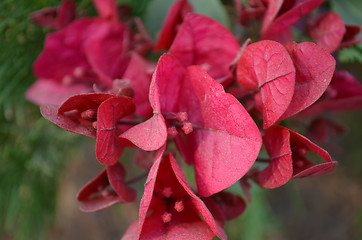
[
  {"left": 154, "top": 0, "right": 192, "bottom": 52},
  {"left": 309, "top": 12, "right": 346, "bottom": 53},
  {"left": 237, "top": 40, "right": 295, "bottom": 128},
  {"left": 132, "top": 153, "right": 226, "bottom": 240},
  {"left": 77, "top": 162, "right": 136, "bottom": 212},
  {"left": 169, "top": 13, "right": 240, "bottom": 85},
  {"left": 257, "top": 125, "right": 337, "bottom": 188}
]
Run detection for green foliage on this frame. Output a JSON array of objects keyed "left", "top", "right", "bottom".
[
  {"left": 338, "top": 44, "right": 362, "bottom": 64},
  {"left": 0, "top": 0, "right": 82, "bottom": 239}
]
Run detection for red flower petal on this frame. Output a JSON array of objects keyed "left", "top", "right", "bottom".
[
  {"left": 261, "top": 0, "right": 283, "bottom": 36},
  {"left": 92, "top": 0, "right": 118, "bottom": 21},
  {"left": 180, "top": 66, "right": 262, "bottom": 196},
  {"left": 26, "top": 79, "right": 90, "bottom": 106},
  {"left": 119, "top": 113, "right": 167, "bottom": 151},
  {"left": 77, "top": 162, "right": 135, "bottom": 212},
  {"left": 237, "top": 40, "right": 295, "bottom": 128},
  {"left": 33, "top": 19, "right": 95, "bottom": 82},
  {"left": 309, "top": 12, "right": 346, "bottom": 53},
  {"left": 41, "top": 104, "right": 97, "bottom": 138},
  {"left": 262, "top": 0, "right": 325, "bottom": 41},
  {"left": 58, "top": 93, "right": 114, "bottom": 114},
  {"left": 257, "top": 126, "right": 337, "bottom": 188},
  {"left": 154, "top": 0, "right": 192, "bottom": 52},
  {"left": 138, "top": 153, "right": 226, "bottom": 240},
  {"left": 280, "top": 42, "right": 335, "bottom": 120},
  {"left": 85, "top": 22, "right": 133, "bottom": 83},
  {"left": 170, "top": 13, "right": 239, "bottom": 84},
  {"left": 96, "top": 96, "right": 136, "bottom": 165},
  {"left": 258, "top": 125, "right": 293, "bottom": 188},
  {"left": 293, "top": 161, "right": 337, "bottom": 178},
  {"left": 210, "top": 191, "right": 246, "bottom": 221},
  {"left": 122, "top": 53, "right": 154, "bottom": 118},
  {"left": 298, "top": 71, "right": 362, "bottom": 117}
]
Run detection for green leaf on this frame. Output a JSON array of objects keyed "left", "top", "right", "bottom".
[{"left": 339, "top": 44, "right": 362, "bottom": 64}]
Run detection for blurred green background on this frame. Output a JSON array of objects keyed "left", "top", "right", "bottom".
[{"left": 0, "top": 0, "right": 361, "bottom": 239}]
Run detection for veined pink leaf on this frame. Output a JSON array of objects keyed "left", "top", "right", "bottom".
[
  {"left": 309, "top": 12, "right": 346, "bottom": 53},
  {"left": 138, "top": 153, "right": 226, "bottom": 240},
  {"left": 237, "top": 40, "right": 296, "bottom": 128},
  {"left": 119, "top": 113, "right": 167, "bottom": 151},
  {"left": 262, "top": 0, "right": 325, "bottom": 40},
  {"left": 170, "top": 13, "right": 239, "bottom": 84},
  {"left": 96, "top": 96, "right": 135, "bottom": 165},
  {"left": 258, "top": 125, "right": 293, "bottom": 188},
  {"left": 77, "top": 162, "right": 136, "bottom": 212},
  {"left": 179, "top": 66, "right": 262, "bottom": 197},
  {"left": 280, "top": 42, "right": 335, "bottom": 120},
  {"left": 154, "top": 0, "right": 193, "bottom": 52}
]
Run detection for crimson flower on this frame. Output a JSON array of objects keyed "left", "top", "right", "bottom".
[
  {"left": 121, "top": 54, "right": 262, "bottom": 197},
  {"left": 169, "top": 13, "right": 240, "bottom": 86},
  {"left": 122, "top": 152, "right": 226, "bottom": 240},
  {"left": 27, "top": 0, "right": 134, "bottom": 106},
  {"left": 41, "top": 93, "right": 135, "bottom": 165},
  {"left": 29, "top": 0, "right": 76, "bottom": 30},
  {"left": 256, "top": 125, "right": 337, "bottom": 189},
  {"left": 77, "top": 162, "right": 136, "bottom": 212},
  {"left": 237, "top": 40, "right": 335, "bottom": 128}
]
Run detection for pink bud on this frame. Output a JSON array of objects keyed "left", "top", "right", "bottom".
[
  {"left": 174, "top": 200, "right": 184, "bottom": 212},
  {"left": 167, "top": 126, "right": 178, "bottom": 138},
  {"left": 161, "top": 212, "right": 172, "bottom": 223},
  {"left": 176, "top": 112, "right": 188, "bottom": 122},
  {"left": 182, "top": 122, "right": 193, "bottom": 134},
  {"left": 161, "top": 187, "right": 173, "bottom": 198}
]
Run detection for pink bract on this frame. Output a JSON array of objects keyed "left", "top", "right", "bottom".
[
  {"left": 154, "top": 0, "right": 193, "bottom": 52},
  {"left": 236, "top": 40, "right": 296, "bottom": 128},
  {"left": 123, "top": 152, "right": 226, "bottom": 240},
  {"left": 77, "top": 162, "right": 136, "bottom": 212},
  {"left": 309, "top": 12, "right": 346, "bottom": 53},
  {"left": 257, "top": 125, "right": 337, "bottom": 188},
  {"left": 169, "top": 13, "right": 240, "bottom": 85}
]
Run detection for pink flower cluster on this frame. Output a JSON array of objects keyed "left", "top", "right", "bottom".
[{"left": 27, "top": 0, "right": 362, "bottom": 239}]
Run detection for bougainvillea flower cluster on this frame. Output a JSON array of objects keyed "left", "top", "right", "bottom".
[{"left": 27, "top": 0, "right": 362, "bottom": 239}]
